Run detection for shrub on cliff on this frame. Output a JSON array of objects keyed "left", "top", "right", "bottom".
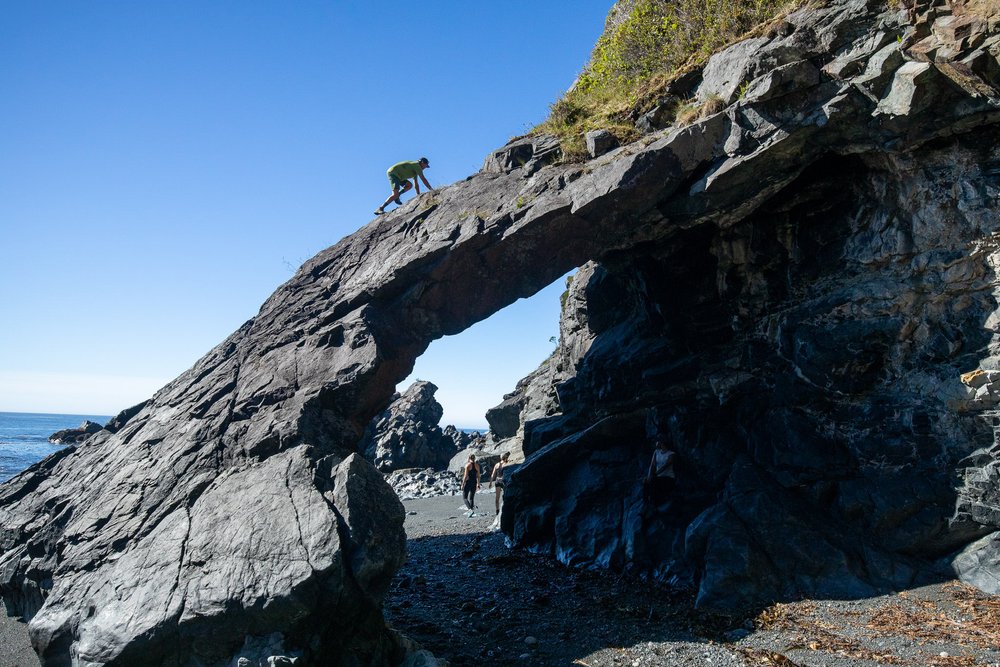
[{"left": 539, "top": 0, "right": 797, "bottom": 158}]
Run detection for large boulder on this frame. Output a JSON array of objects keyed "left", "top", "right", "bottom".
[{"left": 360, "top": 380, "right": 458, "bottom": 473}]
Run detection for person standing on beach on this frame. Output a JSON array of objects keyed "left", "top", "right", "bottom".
[
  {"left": 374, "top": 157, "right": 433, "bottom": 215},
  {"left": 643, "top": 436, "right": 676, "bottom": 512},
  {"left": 461, "top": 453, "right": 481, "bottom": 516},
  {"left": 490, "top": 452, "right": 511, "bottom": 515}
]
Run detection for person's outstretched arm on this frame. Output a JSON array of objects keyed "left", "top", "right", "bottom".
[{"left": 419, "top": 172, "right": 433, "bottom": 193}]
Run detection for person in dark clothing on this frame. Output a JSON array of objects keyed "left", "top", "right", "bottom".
[
  {"left": 461, "top": 453, "right": 481, "bottom": 516},
  {"left": 490, "top": 452, "right": 511, "bottom": 515},
  {"left": 643, "top": 436, "right": 676, "bottom": 509}
]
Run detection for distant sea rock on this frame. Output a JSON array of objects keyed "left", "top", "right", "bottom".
[
  {"left": 47, "top": 401, "right": 149, "bottom": 445},
  {"left": 47, "top": 420, "right": 103, "bottom": 444}
]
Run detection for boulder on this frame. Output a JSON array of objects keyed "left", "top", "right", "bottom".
[
  {"left": 47, "top": 420, "right": 103, "bottom": 444},
  {"left": 361, "top": 381, "right": 458, "bottom": 473},
  {"left": 634, "top": 96, "right": 679, "bottom": 134},
  {"left": 482, "top": 134, "right": 561, "bottom": 175},
  {"left": 442, "top": 424, "right": 482, "bottom": 451},
  {"left": 585, "top": 129, "right": 619, "bottom": 158}
]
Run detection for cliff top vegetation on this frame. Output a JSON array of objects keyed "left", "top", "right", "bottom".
[{"left": 535, "top": 0, "right": 810, "bottom": 158}]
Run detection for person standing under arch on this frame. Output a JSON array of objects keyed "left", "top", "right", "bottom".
[
  {"left": 490, "top": 452, "right": 511, "bottom": 515},
  {"left": 643, "top": 436, "right": 676, "bottom": 511},
  {"left": 461, "top": 453, "right": 481, "bottom": 517}
]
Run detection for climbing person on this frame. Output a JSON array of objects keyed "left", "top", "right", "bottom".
[
  {"left": 643, "top": 435, "right": 676, "bottom": 512},
  {"left": 374, "top": 157, "right": 433, "bottom": 215},
  {"left": 490, "top": 452, "right": 511, "bottom": 515},
  {"left": 461, "top": 453, "right": 481, "bottom": 517}
]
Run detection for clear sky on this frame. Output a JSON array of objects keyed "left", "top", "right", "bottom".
[{"left": 0, "top": 2, "right": 612, "bottom": 430}]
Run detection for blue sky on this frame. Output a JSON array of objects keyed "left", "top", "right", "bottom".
[{"left": 0, "top": 2, "right": 612, "bottom": 429}]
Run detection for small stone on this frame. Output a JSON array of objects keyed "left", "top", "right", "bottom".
[
  {"left": 724, "top": 628, "right": 751, "bottom": 642},
  {"left": 940, "top": 652, "right": 950, "bottom": 658},
  {"left": 524, "top": 636, "right": 539, "bottom": 646},
  {"left": 585, "top": 129, "right": 619, "bottom": 158}
]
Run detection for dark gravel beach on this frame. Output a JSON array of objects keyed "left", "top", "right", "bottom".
[
  {"left": 389, "top": 492, "right": 1000, "bottom": 667},
  {"left": 0, "top": 612, "right": 37, "bottom": 667}
]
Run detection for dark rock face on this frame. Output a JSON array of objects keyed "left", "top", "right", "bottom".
[
  {"left": 47, "top": 420, "right": 103, "bottom": 444},
  {"left": 486, "top": 264, "right": 598, "bottom": 461},
  {"left": 360, "top": 380, "right": 458, "bottom": 472},
  {"left": 441, "top": 424, "right": 480, "bottom": 451},
  {"left": 104, "top": 400, "right": 149, "bottom": 434},
  {"left": 2, "top": 0, "right": 1000, "bottom": 662},
  {"left": 499, "top": 0, "right": 1000, "bottom": 610}
]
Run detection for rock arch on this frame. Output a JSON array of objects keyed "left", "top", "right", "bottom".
[{"left": 3, "top": 0, "right": 1000, "bottom": 663}]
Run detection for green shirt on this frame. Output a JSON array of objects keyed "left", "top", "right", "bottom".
[{"left": 387, "top": 161, "right": 424, "bottom": 180}]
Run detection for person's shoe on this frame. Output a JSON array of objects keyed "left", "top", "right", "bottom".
[
  {"left": 374, "top": 208, "right": 384, "bottom": 215},
  {"left": 393, "top": 197, "right": 403, "bottom": 206}
]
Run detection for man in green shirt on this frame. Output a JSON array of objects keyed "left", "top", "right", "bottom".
[{"left": 374, "top": 157, "right": 434, "bottom": 215}]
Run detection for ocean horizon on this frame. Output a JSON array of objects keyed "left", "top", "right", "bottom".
[
  {"left": 0, "top": 411, "right": 111, "bottom": 483},
  {"left": 0, "top": 412, "right": 489, "bottom": 483}
]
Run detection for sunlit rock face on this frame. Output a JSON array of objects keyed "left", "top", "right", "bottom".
[{"left": 2, "top": 0, "right": 1000, "bottom": 663}]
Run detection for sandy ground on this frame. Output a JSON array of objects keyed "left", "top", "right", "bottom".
[{"left": 3, "top": 489, "right": 999, "bottom": 667}]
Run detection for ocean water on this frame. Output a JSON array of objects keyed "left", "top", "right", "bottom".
[{"left": 0, "top": 412, "right": 110, "bottom": 484}]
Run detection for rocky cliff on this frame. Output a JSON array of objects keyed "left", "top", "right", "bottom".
[
  {"left": 1, "top": 0, "right": 1000, "bottom": 663},
  {"left": 499, "top": 0, "right": 1000, "bottom": 610}
]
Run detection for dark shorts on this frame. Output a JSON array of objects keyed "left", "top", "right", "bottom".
[
  {"left": 645, "top": 476, "right": 675, "bottom": 504},
  {"left": 495, "top": 480, "right": 505, "bottom": 490},
  {"left": 388, "top": 172, "right": 409, "bottom": 190}
]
